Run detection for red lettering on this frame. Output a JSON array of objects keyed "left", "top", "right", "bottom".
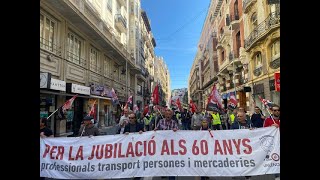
[
  {"left": 88, "top": 145, "right": 95, "bottom": 160},
  {"left": 214, "top": 140, "right": 223, "bottom": 155},
  {"left": 113, "top": 143, "right": 118, "bottom": 158},
  {"left": 170, "top": 140, "right": 178, "bottom": 155},
  {"left": 192, "top": 140, "right": 200, "bottom": 155},
  {"left": 68, "top": 146, "right": 75, "bottom": 160},
  {"left": 95, "top": 145, "right": 104, "bottom": 159},
  {"left": 200, "top": 140, "right": 208, "bottom": 155},
  {"left": 242, "top": 139, "right": 252, "bottom": 154},
  {"left": 143, "top": 141, "right": 147, "bottom": 156},
  {"left": 232, "top": 139, "right": 241, "bottom": 154},
  {"left": 126, "top": 142, "right": 135, "bottom": 157},
  {"left": 49, "top": 146, "right": 57, "bottom": 159},
  {"left": 105, "top": 144, "right": 112, "bottom": 158},
  {"left": 161, "top": 140, "right": 170, "bottom": 155},
  {"left": 75, "top": 146, "right": 83, "bottom": 160},
  {"left": 42, "top": 144, "right": 50, "bottom": 158},
  {"left": 178, "top": 139, "right": 187, "bottom": 155},
  {"left": 148, "top": 140, "right": 156, "bottom": 156},
  {"left": 135, "top": 141, "right": 143, "bottom": 157},
  {"left": 118, "top": 143, "right": 125, "bottom": 158},
  {"left": 56, "top": 146, "right": 64, "bottom": 160},
  {"left": 223, "top": 140, "right": 233, "bottom": 155}
]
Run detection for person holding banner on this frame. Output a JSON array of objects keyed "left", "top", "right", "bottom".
[
  {"left": 155, "top": 108, "right": 179, "bottom": 131},
  {"left": 124, "top": 112, "right": 145, "bottom": 134},
  {"left": 264, "top": 104, "right": 280, "bottom": 128},
  {"left": 231, "top": 111, "right": 253, "bottom": 130},
  {"left": 78, "top": 116, "right": 100, "bottom": 137},
  {"left": 251, "top": 106, "right": 265, "bottom": 128},
  {"left": 118, "top": 108, "right": 130, "bottom": 134},
  {"left": 211, "top": 109, "right": 222, "bottom": 130},
  {"left": 40, "top": 118, "right": 53, "bottom": 138},
  {"left": 191, "top": 107, "right": 203, "bottom": 130}
]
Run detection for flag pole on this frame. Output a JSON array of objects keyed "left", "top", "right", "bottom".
[{"left": 46, "top": 108, "right": 60, "bottom": 119}]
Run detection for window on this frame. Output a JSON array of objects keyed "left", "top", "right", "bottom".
[
  {"left": 235, "top": 31, "right": 241, "bottom": 57},
  {"left": 104, "top": 56, "right": 111, "bottom": 77},
  {"left": 251, "top": 13, "right": 257, "bottom": 29},
  {"left": 221, "top": 50, "right": 225, "bottom": 62},
  {"left": 67, "top": 31, "right": 82, "bottom": 65},
  {"left": 234, "top": 0, "right": 239, "bottom": 19},
  {"left": 270, "top": 40, "right": 280, "bottom": 59},
  {"left": 107, "top": 0, "right": 112, "bottom": 12},
  {"left": 255, "top": 52, "right": 262, "bottom": 67},
  {"left": 90, "top": 46, "right": 99, "bottom": 72},
  {"left": 137, "top": 85, "right": 142, "bottom": 95},
  {"left": 40, "top": 13, "right": 56, "bottom": 52}
]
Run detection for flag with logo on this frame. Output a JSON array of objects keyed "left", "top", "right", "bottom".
[
  {"left": 258, "top": 95, "right": 274, "bottom": 110},
  {"left": 206, "top": 83, "right": 223, "bottom": 111},
  {"left": 227, "top": 92, "right": 238, "bottom": 110},
  {"left": 88, "top": 100, "right": 96, "bottom": 120},
  {"left": 57, "top": 94, "right": 78, "bottom": 119},
  {"left": 110, "top": 88, "right": 119, "bottom": 106}
]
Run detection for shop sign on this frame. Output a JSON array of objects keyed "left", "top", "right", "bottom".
[
  {"left": 90, "top": 84, "right": 111, "bottom": 97},
  {"left": 40, "top": 72, "right": 51, "bottom": 89},
  {"left": 68, "top": 83, "right": 90, "bottom": 95},
  {"left": 50, "top": 78, "right": 66, "bottom": 91},
  {"left": 274, "top": 72, "right": 280, "bottom": 91}
]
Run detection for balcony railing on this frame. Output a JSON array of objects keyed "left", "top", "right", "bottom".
[
  {"left": 40, "top": 37, "right": 61, "bottom": 56},
  {"left": 66, "top": 51, "right": 86, "bottom": 67},
  {"left": 90, "top": 62, "right": 101, "bottom": 74},
  {"left": 244, "top": 10, "right": 280, "bottom": 50},
  {"left": 243, "top": 0, "right": 257, "bottom": 13},
  {"left": 230, "top": 14, "right": 240, "bottom": 22},
  {"left": 270, "top": 56, "right": 280, "bottom": 69},
  {"left": 115, "top": 14, "right": 127, "bottom": 29}
]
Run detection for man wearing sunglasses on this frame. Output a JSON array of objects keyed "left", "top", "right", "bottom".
[
  {"left": 123, "top": 112, "right": 145, "bottom": 134},
  {"left": 263, "top": 105, "right": 280, "bottom": 128}
]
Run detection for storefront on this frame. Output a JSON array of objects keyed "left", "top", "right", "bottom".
[
  {"left": 40, "top": 72, "right": 66, "bottom": 135},
  {"left": 90, "top": 84, "right": 113, "bottom": 127}
]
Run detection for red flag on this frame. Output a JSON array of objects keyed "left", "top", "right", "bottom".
[
  {"left": 190, "top": 100, "right": 197, "bottom": 113},
  {"left": 88, "top": 100, "right": 96, "bottom": 119},
  {"left": 62, "top": 94, "right": 78, "bottom": 112},
  {"left": 176, "top": 98, "right": 182, "bottom": 111},
  {"left": 143, "top": 105, "right": 149, "bottom": 115},
  {"left": 152, "top": 84, "right": 159, "bottom": 105},
  {"left": 258, "top": 95, "right": 274, "bottom": 110},
  {"left": 206, "top": 84, "right": 223, "bottom": 111},
  {"left": 227, "top": 92, "right": 238, "bottom": 109}
]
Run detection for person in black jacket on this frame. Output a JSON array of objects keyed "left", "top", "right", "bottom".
[
  {"left": 250, "top": 106, "right": 265, "bottom": 128},
  {"left": 123, "top": 112, "right": 145, "bottom": 134}
]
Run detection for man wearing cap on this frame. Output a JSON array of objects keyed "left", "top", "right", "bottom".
[{"left": 78, "top": 116, "right": 100, "bottom": 137}]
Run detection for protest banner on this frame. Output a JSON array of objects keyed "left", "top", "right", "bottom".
[{"left": 40, "top": 127, "right": 280, "bottom": 179}]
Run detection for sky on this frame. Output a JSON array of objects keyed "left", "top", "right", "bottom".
[{"left": 141, "top": 0, "right": 211, "bottom": 90}]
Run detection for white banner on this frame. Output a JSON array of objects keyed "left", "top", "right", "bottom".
[{"left": 40, "top": 127, "right": 280, "bottom": 179}]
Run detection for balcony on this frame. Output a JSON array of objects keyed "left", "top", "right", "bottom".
[
  {"left": 244, "top": 10, "right": 280, "bottom": 51},
  {"left": 40, "top": 37, "right": 62, "bottom": 56},
  {"left": 230, "top": 14, "right": 240, "bottom": 29},
  {"left": 269, "top": 56, "right": 280, "bottom": 69},
  {"left": 218, "top": 27, "right": 231, "bottom": 44},
  {"left": 243, "top": 0, "right": 257, "bottom": 14},
  {"left": 114, "top": 14, "right": 127, "bottom": 32},
  {"left": 253, "top": 66, "right": 263, "bottom": 77},
  {"left": 117, "top": 0, "right": 126, "bottom": 7},
  {"left": 66, "top": 51, "right": 86, "bottom": 67}
]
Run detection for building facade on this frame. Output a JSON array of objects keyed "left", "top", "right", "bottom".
[
  {"left": 154, "top": 56, "right": 170, "bottom": 106},
  {"left": 40, "top": 0, "right": 159, "bottom": 137},
  {"left": 189, "top": 0, "right": 279, "bottom": 114}
]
